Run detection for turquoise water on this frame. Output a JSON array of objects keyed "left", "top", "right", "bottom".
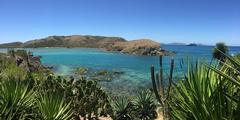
[{"left": 1, "top": 45, "right": 240, "bottom": 95}]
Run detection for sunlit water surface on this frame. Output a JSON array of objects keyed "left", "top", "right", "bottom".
[{"left": 1, "top": 45, "right": 239, "bottom": 96}]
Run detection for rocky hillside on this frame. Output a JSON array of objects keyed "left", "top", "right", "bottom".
[
  {"left": 107, "top": 39, "right": 161, "bottom": 55},
  {"left": 22, "top": 35, "right": 126, "bottom": 48},
  {"left": 0, "top": 42, "right": 23, "bottom": 48},
  {"left": 0, "top": 35, "right": 163, "bottom": 56}
]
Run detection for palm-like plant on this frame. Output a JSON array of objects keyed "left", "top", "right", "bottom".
[
  {"left": 212, "top": 42, "right": 229, "bottom": 61},
  {"left": 132, "top": 90, "right": 157, "bottom": 120},
  {"left": 0, "top": 79, "right": 36, "bottom": 120},
  {"left": 36, "top": 92, "right": 73, "bottom": 120}
]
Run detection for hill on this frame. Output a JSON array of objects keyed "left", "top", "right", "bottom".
[
  {"left": 107, "top": 39, "right": 161, "bottom": 55},
  {"left": 0, "top": 42, "right": 23, "bottom": 48},
  {"left": 22, "top": 35, "right": 126, "bottom": 48},
  {"left": 0, "top": 35, "right": 162, "bottom": 56}
]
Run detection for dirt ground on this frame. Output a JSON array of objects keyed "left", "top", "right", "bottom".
[{"left": 81, "top": 112, "right": 163, "bottom": 120}]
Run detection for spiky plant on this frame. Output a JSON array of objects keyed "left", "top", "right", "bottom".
[
  {"left": 150, "top": 55, "right": 174, "bottom": 120},
  {"left": 36, "top": 91, "right": 73, "bottom": 120},
  {"left": 113, "top": 97, "right": 133, "bottom": 120},
  {"left": 170, "top": 51, "right": 240, "bottom": 120},
  {"left": 132, "top": 90, "right": 157, "bottom": 120},
  {"left": 0, "top": 79, "right": 36, "bottom": 120},
  {"left": 169, "top": 62, "right": 222, "bottom": 119},
  {"left": 208, "top": 50, "right": 240, "bottom": 119}
]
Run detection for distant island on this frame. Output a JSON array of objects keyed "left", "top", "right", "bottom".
[
  {"left": 166, "top": 42, "right": 186, "bottom": 46},
  {"left": 0, "top": 35, "right": 166, "bottom": 56},
  {"left": 186, "top": 43, "right": 198, "bottom": 46}
]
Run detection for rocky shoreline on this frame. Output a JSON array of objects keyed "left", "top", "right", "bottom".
[{"left": 1, "top": 49, "right": 49, "bottom": 73}]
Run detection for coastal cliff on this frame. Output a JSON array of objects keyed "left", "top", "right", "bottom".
[{"left": 0, "top": 35, "right": 162, "bottom": 56}]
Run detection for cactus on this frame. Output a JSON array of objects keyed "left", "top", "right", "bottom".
[{"left": 151, "top": 55, "right": 174, "bottom": 120}]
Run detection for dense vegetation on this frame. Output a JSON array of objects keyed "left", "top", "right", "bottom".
[
  {"left": 168, "top": 44, "right": 240, "bottom": 120},
  {"left": 0, "top": 42, "right": 240, "bottom": 120},
  {"left": 0, "top": 50, "right": 158, "bottom": 120}
]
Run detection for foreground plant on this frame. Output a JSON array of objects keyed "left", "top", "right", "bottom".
[
  {"left": 169, "top": 62, "right": 221, "bottom": 119},
  {"left": 169, "top": 50, "right": 240, "bottom": 120},
  {"left": 0, "top": 79, "right": 36, "bottom": 120},
  {"left": 36, "top": 92, "right": 73, "bottom": 120},
  {"left": 132, "top": 90, "right": 157, "bottom": 120},
  {"left": 150, "top": 55, "right": 174, "bottom": 120},
  {"left": 113, "top": 96, "right": 133, "bottom": 120},
  {"left": 113, "top": 90, "right": 157, "bottom": 120}
]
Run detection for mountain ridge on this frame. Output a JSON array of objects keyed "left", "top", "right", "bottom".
[{"left": 0, "top": 35, "right": 162, "bottom": 56}]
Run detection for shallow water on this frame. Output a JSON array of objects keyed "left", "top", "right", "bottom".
[{"left": 1, "top": 45, "right": 240, "bottom": 95}]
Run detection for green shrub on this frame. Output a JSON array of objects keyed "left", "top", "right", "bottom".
[
  {"left": 37, "top": 75, "right": 113, "bottom": 119},
  {"left": 212, "top": 42, "right": 229, "bottom": 61}
]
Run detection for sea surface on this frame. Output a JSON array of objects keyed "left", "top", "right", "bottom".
[{"left": 1, "top": 45, "right": 240, "bottom": 96}]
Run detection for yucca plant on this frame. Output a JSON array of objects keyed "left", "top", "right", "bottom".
[
  {"left": 169, "top": 61, "right": 222, "bottom": 119},
  {"left": 113, "top": 96, "right": 133, "bottom": 120},
  {"left": 36, "top": 91, "right": 73, "bottom": 120},
  {"left": 169, "top": 51, "right": 240, "bottom": 120},
  {"left": 208, "top": 50, "right": 240, "bottom": 119},
  {"left": 0, "top": 79, "right": 36, "bottom": 120},
  {"left": 132, "top": 90, "right": 157, "bottom": 120}
]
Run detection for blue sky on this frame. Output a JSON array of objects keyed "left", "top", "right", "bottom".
[{"left": 0, "top": 0, "right": 239, "bottom": 46}]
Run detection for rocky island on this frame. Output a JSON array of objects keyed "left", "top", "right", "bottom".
[{"left": 0, "top": 35, "right": 165, "bottom": 56}]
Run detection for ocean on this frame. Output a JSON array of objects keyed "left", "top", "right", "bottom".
[{"left": 1, "top": 45, "right": 240, "bottom": 96}]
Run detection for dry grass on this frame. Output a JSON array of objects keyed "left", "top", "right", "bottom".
[{"left": 80, "top": 110, "right": 163, "bottom": 120}]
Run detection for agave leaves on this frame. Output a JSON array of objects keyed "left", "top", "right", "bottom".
[
  {"left": 208, "top": 50, "right": 240, "bottom": 87},
  {"left": 36, "top": 92, "right": 74, "bottom": 120},
  {"left": 208, "top": 50, "right": 240, "bottom": 119},
  {"left": 170, "top": 62, "right": 220, "bottom": 120},
  {"left": 113, "top": 96, "right": 133, "bottom": 120},
  {"left": 170, "top": 50, "right": 240, "bottom": 120},
  {"left": 132, "top": 90, "right": 157, "bottom": 120},
  {"left": 113, "top": 90, "right": 157, "bottom": 120},
  {"left": 0, "top": 79, "right": 36, "bottom": 120}
]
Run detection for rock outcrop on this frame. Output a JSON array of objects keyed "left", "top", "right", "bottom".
[
  {"left": 5, "top": 50, "right": 47, "bottom": 72},
  {"left": 107, "top": 39, "right": 161, "bottom": 56}
]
